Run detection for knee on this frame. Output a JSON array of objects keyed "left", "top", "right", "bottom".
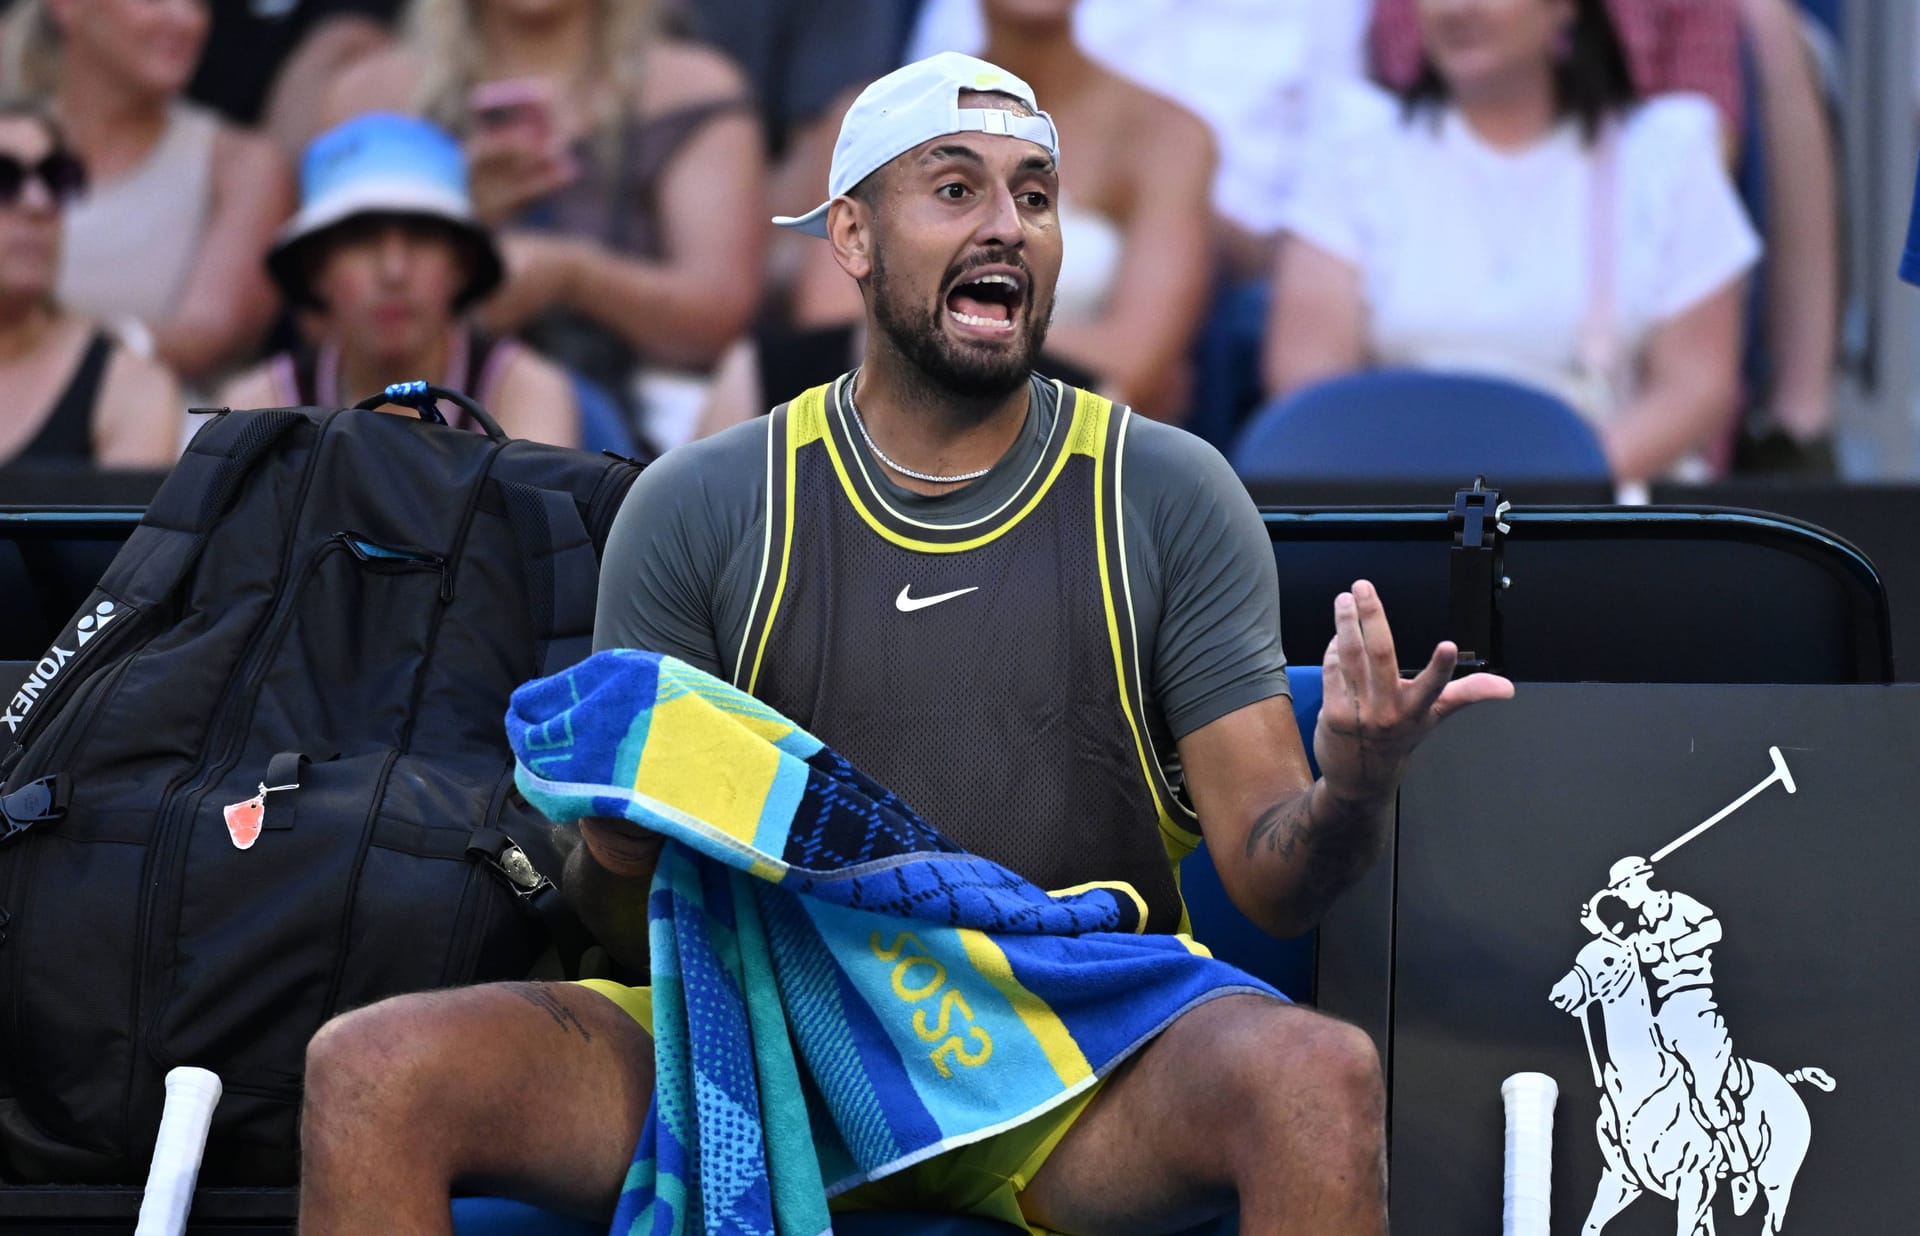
[
  {"left": 1231, "top": 1008, "right": 1384, "bottom": 1134},
  {"left": 303, "top": 992, "right": 457, "bottom": 1136},
  {"left": 1290, "top": 1014, "right": 1382, "bottom": 1119}
]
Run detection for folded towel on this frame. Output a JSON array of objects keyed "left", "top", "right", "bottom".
[{"left": 508, "top": 650, "right": 1280, "bottom": 1236}]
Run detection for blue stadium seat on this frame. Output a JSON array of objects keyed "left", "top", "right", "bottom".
[{"left": 1230, "top": 369, "right": 1609, "bottom": 484}]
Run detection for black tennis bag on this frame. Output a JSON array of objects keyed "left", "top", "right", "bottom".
[{"left": 0, "top": 388, "right": 640, "bottom": 1185}]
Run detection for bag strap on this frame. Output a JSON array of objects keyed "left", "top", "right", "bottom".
[
  {"left": 0, "top": 775, "right": 68, "bottom": 843},
  {"left": 1577, "top": 120, "right": 1621, "bottom": 391},
  {"left": 496, "top": 480, "right": 599, "bottom": 677},
  {"left": 466, "top": 824, "right": 590, "bottom": 978}
]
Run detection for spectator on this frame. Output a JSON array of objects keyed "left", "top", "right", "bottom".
[
  {"left": 324, "top": 0, "right": 766, "bottom": 446},
  {"left": 0, "top": 101, "right": 181, "bottom": 469},
  {"left": 1372, "top": 0, "right": 1746, "bottom": 150},
  {"left": 1731, "top": 0, "right": 1841, "bottom": 472},
  {"left": 670, "top": 0, "right": 912, "bottom": 164},
  {"left": 1265, "top": 0, "right": 1760, "bottom": 485},
  {"left": 186, "top": 0, "right": 405, "bottom": 159},
  {"left": 783, "top": 0, "right": 1218, "bottom": 420},
  {"left": 1377, "top": 0, "right": 1841, "bottom": 470},
  {"left": 0, "top": 0, "right": 293, "bottom": 387},
  {"left": 220, "top": 114, "right": 577, "bottom": 447},
  {"left": 903, "top": 0, "right": 1372, "bottom": 281}
]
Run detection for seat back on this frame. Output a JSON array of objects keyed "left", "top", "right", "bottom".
[
  {"left": 1263, "top": 505, "right": 1893, "bottom": 684},
  {"left": 0, "top": 509, "right": 142, "bottom": 660},
  {"left": 1231, "top": 370, "right": 1610, "bottom": 485}
]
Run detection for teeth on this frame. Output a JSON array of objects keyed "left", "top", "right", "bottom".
[
  {"left": 971, "top": 273, "right": 1018, "bottom": 288},
  {"left": 949, "top": 309, "right": 1014, "bottom": 330}
]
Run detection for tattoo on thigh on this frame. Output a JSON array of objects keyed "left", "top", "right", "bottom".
[{"left": 510, "top": 983, "right": 594, "bottom": 1042}]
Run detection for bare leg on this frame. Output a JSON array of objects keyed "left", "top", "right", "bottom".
[
  {"left": 1739, "top": 0, "right": 1841, "bottom": 448},
  {"left": 300, "top": 981, "right": 652, "bottom": 1235},
  {"left": 1019, "top": 995, "right": 1386, "bottom": 1236}
]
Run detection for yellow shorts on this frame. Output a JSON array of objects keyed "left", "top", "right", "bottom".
[{"left": 576, "top": 979, "right": 1099, "bottom": 1236}]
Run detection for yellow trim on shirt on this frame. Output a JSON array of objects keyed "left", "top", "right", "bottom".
[{"left": 818, "top": 385, "right": 1098, "bottom": 554}]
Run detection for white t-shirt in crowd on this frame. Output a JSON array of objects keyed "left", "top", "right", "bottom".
[
  {"left": 1284, "top": 86, "right": 1761, "bottom": 425},
  {"left": 905, "top": 0, "right": 1371, "bottom": 236}
]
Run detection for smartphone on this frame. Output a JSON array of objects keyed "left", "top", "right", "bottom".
[{"left": 468, "top": 78, "right": 559, "bottom": 147}]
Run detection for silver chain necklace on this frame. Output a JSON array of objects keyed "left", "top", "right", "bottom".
[{"left": 846, "top": 386, "right": 992, "bottom": 485}]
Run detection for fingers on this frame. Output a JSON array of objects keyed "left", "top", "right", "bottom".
[
  {"left": 1431, "top": 671, "right": 1516, "bottom": 721},
  {"left": 1406, "top": 639, "right": 1459, "bottom": 712},
  {"left": 1349, "top": 579, "right": 1400, "bottom": 693},
  {"left": 580, "top": 816, "right": 665, "bottom": 879},
  {"left": 1330, "top": 590, "right": 1367, "bottom": 702}
]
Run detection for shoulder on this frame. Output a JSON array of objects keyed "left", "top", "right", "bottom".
[
  {"left": 638, "top": 37, "right": 755, "bottom": 114},
  {"left": 628, "top": 414, "right": 771, "bottom": 513},
  {"left": 216, "top": 359, "right": 284, "bottom": 411},
  {"left": 94, "top": 335, "right": 181, "bottom": 435},
  {"left": 99, "top": 339, "right": 176, "bottom": 403},
  {"left": 497, "top": 342, "right": 574, "bottom": 402},
  {"left": 210, "top": 117, "right": 291, "bottom": 185},
  {"left": 1108, "top": 72, "right": 1215, "bottom": 167},
  {"left": 1115, "top": 408, "right": 1239, "bottom": 483},
  {"left": 1112, "top": 409, "right": 1259, "bottom": 538},
  {"left": 1321, "top": 79, "right": 1405, "bottom": 147},
  {"left": 607, "top": 415, "right": 769, "bottom": 585},
  {"left": 1669, "top": 890, "right": 1716, "bottom": 917},
  {"left": 1294, "top": 80, "right": 1410, "bottom": 192},
  {"left": 322, "top": 46, "right": 420, "bottom": 123},
  {"left": 1619, "top": 93, "right": 1723, "bottom": 164}
]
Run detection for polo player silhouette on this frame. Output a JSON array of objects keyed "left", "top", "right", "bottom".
[{"left": 1583, "top": 856, "right": 1757, "bottom": 1207}]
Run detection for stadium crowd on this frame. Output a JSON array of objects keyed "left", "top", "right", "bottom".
[{"left": 0, "top": 0, "right": 1861, "bottom": 485}]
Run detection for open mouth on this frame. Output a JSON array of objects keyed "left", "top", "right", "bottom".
[{"left": 945, "top": 270, "right": 1024, "bottom": 333}]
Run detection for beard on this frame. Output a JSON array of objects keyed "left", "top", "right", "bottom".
[{"left": 868, "top": 247, "right": 1052, "bottom": 406}]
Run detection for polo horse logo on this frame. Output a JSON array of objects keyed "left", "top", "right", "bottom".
[
  {"left": 1546, "top": 748, "right": 1834, "bottom": 1234},
  {"left": 1550, "top": 930, "right": 1833, "bottom": 1234}
]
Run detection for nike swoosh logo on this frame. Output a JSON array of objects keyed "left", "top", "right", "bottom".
[{"left": 895, "top": 584, "right": 979, "bottom": 613}]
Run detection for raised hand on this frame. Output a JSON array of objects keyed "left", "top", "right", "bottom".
[{"left": 1312, "top": 579, "right": 1514, "bottom": 807}]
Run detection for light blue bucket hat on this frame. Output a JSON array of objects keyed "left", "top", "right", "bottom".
[{"left": 267, "top": 113, "right": 504, "bottom": 309}]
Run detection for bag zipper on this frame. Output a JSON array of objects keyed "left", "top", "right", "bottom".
[{"left": 331, "top": 531, "right": 453, "bottom": 600}]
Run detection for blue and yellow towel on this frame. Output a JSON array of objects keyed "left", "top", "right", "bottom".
[{"left": 507, "top": 650, "right": 1279, "bottom": 1236}]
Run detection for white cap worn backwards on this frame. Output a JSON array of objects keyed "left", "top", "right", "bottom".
[{"left": 772, "top": 51, "right": 1061, "bottom": 238}]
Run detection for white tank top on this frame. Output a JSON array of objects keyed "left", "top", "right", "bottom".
[
  {"left": 57, "top": 101, "right": 219, "bottom": 329},
  {"left": 1053, "top": 197, "right": 1125, "bottom": 324}
]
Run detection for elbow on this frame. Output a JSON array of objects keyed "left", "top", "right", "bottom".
[
  {"left": 163, "top": 307, "right": 272, "bottom": 382},
  {"left": 1221, "top": 874, "right": 1324, "bottom": 941},
  {"left": 654, "top": 285, "right": 760, "bottom": 372}
]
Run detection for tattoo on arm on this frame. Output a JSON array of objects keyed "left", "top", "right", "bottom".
[
  {"left": 1245, "top": 795, "right": 1315, "bottom": 865},
  {"left": 1244, "top": 788, "right": 1389, "bottom": 925},
  {"left": 509, "top": 982, "right": 595, "bottom": 1042}
]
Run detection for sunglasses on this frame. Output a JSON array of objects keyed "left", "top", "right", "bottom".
[{"left": 0, "top": 151, "right": 87, "bottom": 209}]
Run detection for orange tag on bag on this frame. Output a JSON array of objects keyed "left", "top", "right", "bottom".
[
  {"left": 224, "top": 794, "right": 265, "bottom": 850},
  {"left": 223, "top": 778, "right": 300, "bottom": 850}
]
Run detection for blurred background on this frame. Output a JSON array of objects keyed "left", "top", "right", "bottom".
[{"left": 0, "top": 0, "right": 1915, "bottom": 487}]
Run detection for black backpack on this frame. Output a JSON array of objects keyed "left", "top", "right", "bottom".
[{"left": 0, "top": 387, "right": 640, "bottom": 1185}]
